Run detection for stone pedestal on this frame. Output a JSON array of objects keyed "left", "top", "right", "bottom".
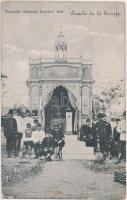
[{"left": 81, "top": 84, "right": 92, "bottom": 125}]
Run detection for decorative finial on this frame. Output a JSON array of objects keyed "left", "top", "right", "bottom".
[{"left": 55, "top": 31, "right": 67, "bottom": 59}]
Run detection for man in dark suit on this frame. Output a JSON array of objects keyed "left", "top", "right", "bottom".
[
  {"left": 4, "top": 109, "right": 17, "bottom": 158},
  {"left": 93, "top": 113, "right": 112, "bottom": 159},
  {"left": 13, "top": 109, "right": 23, "bottom": 154},
  {"left": 110, "top": 118, "right": 120, "bottom": 158},
  {"left": 52, "top": 124, "right": 65, "bottom": 160},
  {"left": 42, "top": 131, "right": 54, "bottom": 161}
]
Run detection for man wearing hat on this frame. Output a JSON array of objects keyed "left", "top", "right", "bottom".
[
  {"left": 4, "top": 109, "right": 17, "bottom": 157},
  {"left": 93, "top": 113, "right": 112, "bottom": 159}
]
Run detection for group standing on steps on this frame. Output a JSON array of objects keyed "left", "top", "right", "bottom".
[
  {"left": 80, "top": 111, "right": 126, "bottom": 163},
  {"left": 2, "top": 108, "right": 126, "bottom": 163},
  {"left": 3, "top": 109, "right": 65, "bottom": 161}
]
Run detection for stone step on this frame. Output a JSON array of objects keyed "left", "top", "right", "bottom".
[
  {"left": 63, "top": 155, "right": 95, "bottom": 160},
  {"left": 62, "top": 135, "right": 95, "bottom": 160},
  {"left": 63, "top": 147, "right": 94, "bottom": 155}
]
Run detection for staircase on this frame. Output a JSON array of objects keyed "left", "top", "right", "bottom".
[{"left": 63, "top": 135, "right": 95, "bottom": 160}]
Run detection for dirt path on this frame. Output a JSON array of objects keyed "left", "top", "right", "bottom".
[{"left": 3, "top": 159, "right": 125, "bottom": 200}]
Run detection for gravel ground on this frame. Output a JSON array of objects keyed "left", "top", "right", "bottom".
[
  {"left": 2, "top": 159, "right": 126, "bottom": 200},
  {"left": 2, "top": 135, "right": 126, "bottom": 199}
]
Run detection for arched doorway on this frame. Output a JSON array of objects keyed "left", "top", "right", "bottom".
[{"left": 44, "top": 86, "right": 77, "bottom": 134}]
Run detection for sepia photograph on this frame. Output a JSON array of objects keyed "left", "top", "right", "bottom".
[{"left": 1, "top": 1, "right": 126, "bottom": 199}]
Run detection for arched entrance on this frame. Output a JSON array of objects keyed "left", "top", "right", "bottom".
[{"left": 44, "top": 86, "right": 78, "bottom": 134}]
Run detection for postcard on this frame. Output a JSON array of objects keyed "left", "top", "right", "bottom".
[{"left": 1, "top": 1, "right": 126, "bottom": 199}]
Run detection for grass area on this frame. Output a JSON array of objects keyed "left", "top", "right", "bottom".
[
  {"left": 2, "top": 158, "right": 42, "bottom": 187},
  {"left": 1, "top": 144, "right": 43, "bottom": 188}
]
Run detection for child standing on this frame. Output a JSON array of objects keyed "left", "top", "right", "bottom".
[{"left": 23, "top": 123, "right": 33, "bottom": 157}]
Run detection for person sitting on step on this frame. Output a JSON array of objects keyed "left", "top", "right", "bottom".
[
  {"left": 42, "top": 130, "right": 54, "bottom": 161},
  {"left": 51, "top": 124, "right": 65, "bottom": 160},
  {"left": 32, "top": 123, "right": 45, "bottom": 159}
]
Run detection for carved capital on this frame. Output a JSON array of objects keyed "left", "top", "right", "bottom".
[{"left": 26, "top": 81, "right": 31, "bottom": 88}]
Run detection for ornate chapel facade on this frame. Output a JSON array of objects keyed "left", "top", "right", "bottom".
[{"left": 26, "top": 31, "right": 94, "bottom": 134}]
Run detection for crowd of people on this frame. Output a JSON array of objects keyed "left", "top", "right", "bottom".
[
  {"left": 2, "top": 108, "right": 126, "bottom": 163},
  {"left": 80, "top": 111, "right": 126, "bottom": 163},
  {"left": 2, "top": 109, "right": 65, "bottom": 161}
]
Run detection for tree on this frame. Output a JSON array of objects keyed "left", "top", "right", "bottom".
[{"left": 93, "top": 80, "right": 125, "bottom": 117}]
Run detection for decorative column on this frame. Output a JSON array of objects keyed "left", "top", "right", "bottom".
[
  {"left": 39, "top": 81, "right": 43, "bottom": 124},
  {"left": 78, "top": 88, "right": 82, "bottom": 129},
  {"left": 89, "top": 84, "right": 93, "bottom": 119},
  {"left": 81, "top": 84, "right": 90, "bottom": 125},
  {"left": 28, "top": 82, "right": 32, "bottom": 112}
]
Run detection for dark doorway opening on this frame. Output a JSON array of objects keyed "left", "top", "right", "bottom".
[{"left": 45, "top": 86, "right": 75, "bottom": 134}]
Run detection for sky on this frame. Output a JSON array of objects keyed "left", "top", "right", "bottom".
[{"left": 1, "top": 1, "right": 125, "bottom": 107}]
